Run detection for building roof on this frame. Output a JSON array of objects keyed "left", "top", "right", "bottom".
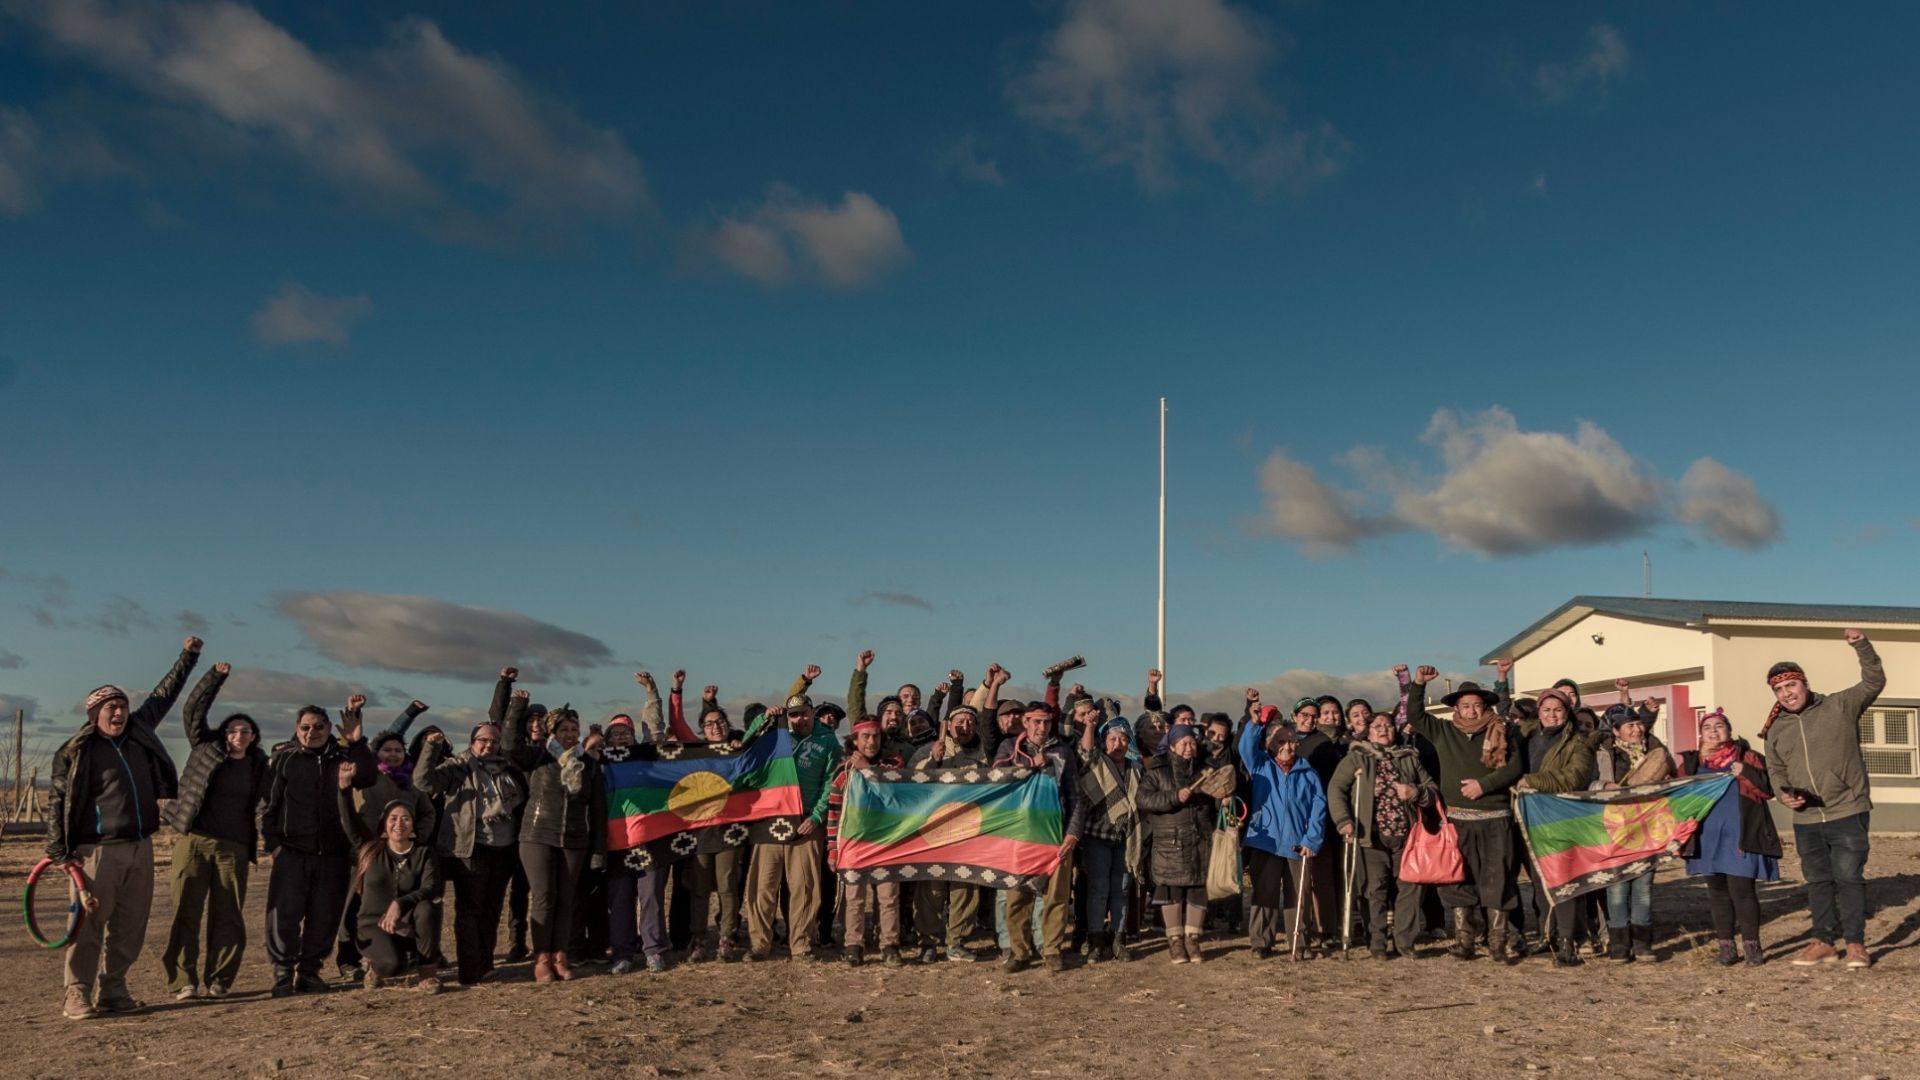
[{"left": 1481, "top": 596, "right": 1920, "bottom": 665}]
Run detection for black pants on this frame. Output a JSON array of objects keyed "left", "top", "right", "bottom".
[
  {"left": 265, "top": 848, "right": 351, "bottom": 979},
  {"left": 1308, "top": 829, "right": 1342, "bottom": 938},
  {"left": 356, "top": 898, "right": 444, "bottom": 977},
  {"left": 452, "top": 844, "right": 517, "bottom": 982},
  {"left": 520, "top": 842, "right": 589, "bottom": 954},
  {"left": 1359, "top": 843, "right": 1423, "bottom": 953},
  {"left": 570, "top": 864, "right": 608, "bottom": 960},
  {"left": 668, "top": 866, "right": 693, "bottom": 951},
  {"left": 1706, "top": 874, "right": 1763, "bottom": 941},
  {"left": 1438, "top": 816, "right": 1517, "bottom": 912},
  {"left": 508, "top": 860, "right": 530, "bottom": 948},
  {"left": 336, "top": 892, "right": 363, "bottom": 967}
]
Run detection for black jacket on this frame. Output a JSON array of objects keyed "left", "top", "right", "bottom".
[
  {"left": 46, "top": 648, "right": 195, "bottom": 861},
  {"left": 265, "top": 735, "right": 374, "bottom": 857},
  {"left": 162, "top": 667, "right": 269, "bottom": 858},
  {"left": 1678, "top": 741, "right": 1784, "bottom": 860},
  {"left": 1135, "top": 753, "right": 1217, "bottom": 888},
  {"left": 340, "top": 788, "right": 441, "bottom": 929},
  {"left": 503, "top": 697, "right": 605, "bottom": 853}
]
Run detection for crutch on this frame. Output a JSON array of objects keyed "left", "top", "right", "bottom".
[
  {"left": 1289, "top": 851, "right": 1313, "bottom": 960},
  {"left": 1340, "top": 837, "right": 1358, "bottom": 958}
]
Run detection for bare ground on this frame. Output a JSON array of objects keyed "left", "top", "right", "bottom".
[{"left": 2, "top": 833, "right": 1916, "bottom": 1080}]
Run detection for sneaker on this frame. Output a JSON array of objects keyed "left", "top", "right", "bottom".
[
  {"left": 173, "top": 985, "right": 200, "bottom": 1001},
  {"left": 1714, "top": 940, "right": 1738, "bottom": 967},
  {"left": 610, "top": 959, "right": 633, "bottom": 975},
  {"left": 205, "top": 984, "right": 230, "bottom": 999},
  {"left": 844, "top": 946, "right": 864, "bottom": 967},
  {"left": 1742, "top": 940, "right": 1765, "bottom": 967},
  {"left": 1844, "top": 943, "right": 1871, "bottom": 969},
  {"left": 918, "top": 946, "right": 940, "bottom": 964},
  {"left": 747, "top": 948, "right": 771, "bottom": 963},
  {"left": 946, "top": 946, "right": 981, "bottom": 963},
  {"left": 1251, "top": 946, "right": 1274, "bottom": 960},
  {"left": 1001, "top": 954, "right": 1029, "bottom": 973},
  {"left": 270, "top": 977, "right": 297, "bottom": 999},
  {"left": 504, "top": 943, "right": 531, "bottom": 964},
  {"left": 1043, "top": 954, "right": 1066, "bottom": 973},
  {"left": 1790, "top": 941, "right": 1839, "bottom": 967},
  {"left": 363, "top": 968, "right": 384, "bottom": 990},
  {"left": 295, "top": 975, "right": 331, "bottom": 994},
  {"left": 1368, "top": 947, "right": 1390, "bottom": 962},
  {"left": 882, "top": 947, "right": 905, "bottom": 967},
  {"left": 62, "top": 988, "right": 99, "bottom": 1021},
  {"left": 337, "top": 962, "right": 364, "bottom": 983},
  {"left": 645, "top": 954, "right": 669, "bottom": 974},
  {"left": 718, "top": 938, "right": 741, "bottom": 963},
  {"left": 416, "top": 972, "right": 443, "bottom": 994},
  {"left": 686, "top": 944, "right": 711, "bottom": 965},
  {"left": 94, "top": 994, "right": 146, "bottom": 1015}
]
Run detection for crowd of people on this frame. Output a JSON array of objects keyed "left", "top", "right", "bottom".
[{"left": 40, "top": 630, "right": 1888, "bottom": 1019}]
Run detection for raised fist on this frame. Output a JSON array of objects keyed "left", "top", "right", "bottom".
[
  {"left": 337, "top": 762, "right": 357, "bottom": 790},
  {"left": 214, "top": 662, "right": 231, "bottom": 675},
  {"left": 1147, "top": 669, "right": 1162, "bottom": 686},
  {"left": 856, "top": 651, "right": 874, "bottom": 672},
  {"left": 1495, "top": 658, "right": 1514, "bottom": 679},
  {"left": 948, "top": 669, "right": 964, "bottom": 684},
  {"left": 411, "top": 700, "right": 428, "bottom": 713},
  {"left": 1844, "top": 628, "right": 1866, "bottom": 645},
  {"left": 673, "top": 670, "right": 687, "bottom": 687},
  {"left": 512, "top": 689, "right": 530, "bottom": 701},
  {"left": 1392, "top": 664, "right": 1409, "bottom": 677},
  {"left": 1414, "top": 665, "right": 1438, "bottom": 686},
  {"left": 184, "top": 636, "right": 204, "bottom": 653},
  {"left": 425, "top": 731, "right": 446, "bottom": 747},
  {"left": 1245, "top": 688, "right": 1260, "bottom": 703},
  {"left": 1070, "top": 683, "right": 1086, "bottom": 697},
  {"left": 346, "top": 694, "right": 367, "bottom": 712},
  {"left": 501, "top": 667, "right": 519, "bottom": 681},
  {"left": 635, "top": 672, "right": 655, "bottom": 690},
  {"left": 804, "top": 664, "right": 823, "bottom": 681},
  {"left": 702, "top": 685, "right": 719, "bottom": 700},
  {"left": 583, "top": 733, "right": 605, "bottom": 756},
  {"left": 1614, "top": 677, "right": 1632, "bottom": 695}
]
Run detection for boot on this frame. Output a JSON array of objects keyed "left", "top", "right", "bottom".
[
  {"left": 1632, "top": 925, "right": 1653, "bottom": 963},
  {"left": 1112, "top": 933, "right": 1133, "bottom": 962},
  {"left": 1607, "top": 928, "right": 1630, "bottom": 963},
  {"left": 1553, "top": 934, "right": 1581, "bottom": 968},
  {"left": 270, "top": 967, "right": 297, "bottom": 999},
  {"left": 415, "top": 964, "right": 442, "bottom": 993},
  {"left": 1742, "top": 939, "right": 1765, "bottom": 967},
  {"left": 1166, "top": 929, "right": 1189, "bottom": 964},
  {"left": 506, "top": 933, "right": 531, "bottom": 964},
  {"left": 1714, "top": 940, "right": 1738, "bottom": 966},
  {"left": 1185, "top": 929, "right": 1205, "bottom": 963},
  {"left": 551, "top": 952, "right": 574, "bottom": 980},
  {"left": 533, "top": 952, "right": 556, "bottom": 983},
  {"left": 1447, "top": 909, "right": 1475, "bottom": 961},
  {"left": 1487, "top": 910, "right": 1515, "bottom": 965}
]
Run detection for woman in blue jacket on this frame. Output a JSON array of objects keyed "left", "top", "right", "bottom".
[{"left": 1239, "top": 707, "right": 1327, "bottom": 960}]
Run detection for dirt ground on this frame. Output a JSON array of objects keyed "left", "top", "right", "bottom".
[{"left": 1, "top": 833, "right": 1916, "bottom": 1080}]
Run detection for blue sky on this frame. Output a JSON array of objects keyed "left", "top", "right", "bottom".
[{"left": 3, "top": 1, "right": 1917, "bottom": 759}]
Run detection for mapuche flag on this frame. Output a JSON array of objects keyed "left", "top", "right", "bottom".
[
  {"left": 833, "top": 765, "right": 1064, "bottom": 892},
  {"left": 604, "top": 729, "right": 803, "bottom": 860},
  {"left": 1516, "top": 773, "right": 1735, "bottom": 903}
]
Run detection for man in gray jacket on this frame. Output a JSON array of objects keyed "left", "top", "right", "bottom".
[{"left": 1762, "top": 628, "right": 1884, "bottom": 969}]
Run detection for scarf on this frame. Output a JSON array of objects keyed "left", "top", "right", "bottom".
[
  {"left": 376, "top": 757, "right": 415, "bottom": 788},
  {"left": 1699, "top": 741, "right": 1769, "bottom": 804},
  {"left": 1448, "top": 712, "right": 1509, "bottom": 769}
]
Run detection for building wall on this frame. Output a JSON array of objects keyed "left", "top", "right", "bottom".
[{"left": 1509, "top": 612, "right": 1710, "bottom": 700}]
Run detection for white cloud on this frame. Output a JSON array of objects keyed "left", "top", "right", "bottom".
[
  {"left": 9, "top": 0, "right": 648, "bottom": 240},
  {"left": 1007, "top": 0, "right": 1347, "bottom": 194},
  {"left": 275, "top": 590, "right": 614, "bottom": 683},
  {"left": 1251, "top": 407, "right": 1781, "bottom": 558},
  {"left": 252, "top": 282, "right": 373, "bottom": 348},
  {"left": 1253, "top": 449, "right": 1400, "bottom": 557},
  {"left": 687, "top": 186, "right": 911, "bottom": 289},
  {"left": 944, "top": 134, "right": 1005, "bottom": 187},
  {"left": 1678, "top": 457, "right": 1781, "bottom": 550},
  {"left": 1534, "top": 24, "right": 1630, "bottom": 105}
]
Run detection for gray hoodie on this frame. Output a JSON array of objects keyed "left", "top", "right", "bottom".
[{"left": 1764, "top": 640, "right": 1885, "bottom": 825}]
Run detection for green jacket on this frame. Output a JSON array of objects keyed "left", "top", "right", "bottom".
[
  {"left": 1765, "top": 640, "right": 1885, "bottom": 824},
  {"left": 1406, "top": 683, "right": 1524, "bottom": 811},
  {"left": 1513, "top": 716, "right": 1604, "bottom": 795}
]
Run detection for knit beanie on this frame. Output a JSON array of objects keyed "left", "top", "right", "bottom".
[{"left": 84, "top": 685, "right": 128, "bottom": 722}]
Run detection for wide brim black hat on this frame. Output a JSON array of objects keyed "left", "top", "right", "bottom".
[{"left": 1442, "top": 681, "right": 1499, "bottom": 708}]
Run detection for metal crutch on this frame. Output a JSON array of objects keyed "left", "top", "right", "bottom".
[
  {"left": 1341, "top": 837, "right": 1358, "bottom": 958},
  {"left": 1290, "top": 851, "right": 1313, "bottom": 961}
]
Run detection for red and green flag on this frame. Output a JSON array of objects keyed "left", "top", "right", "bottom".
[
  {"left": 1515, "top": 774, "right": 1735, "bottom": 903},
  {"left": 604, "top": 728, "right": 803, "bottom": 861},
  {"left": 833, "top": 765, "right": 1064, "bottom": 892}
]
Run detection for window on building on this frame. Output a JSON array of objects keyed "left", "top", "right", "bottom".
[{"left": 1857, "top": 707, "right": 1918, "bottom": 778}]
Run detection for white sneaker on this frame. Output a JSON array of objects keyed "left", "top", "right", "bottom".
[
  {"left": 173, "top": 985, "right": 200, "bottom": 1001},
  {"left": 205, "top": 985, "right": 230, "bottom": 999}
]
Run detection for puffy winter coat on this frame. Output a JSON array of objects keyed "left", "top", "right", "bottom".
[{"left": 1134, "top": 753, "right": 1217, "bottom": 887}]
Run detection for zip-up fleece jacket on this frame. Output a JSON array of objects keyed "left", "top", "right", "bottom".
[
  {"left": 1765, "top": 639, "right": 1885, "bottom": 825},
  {"left": 47, "top": 647, "right": 195, "bottom": 861}
]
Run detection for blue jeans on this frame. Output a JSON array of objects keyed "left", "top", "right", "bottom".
[
  {"left": 1793, "top": 811, "right": 1871, "bottom": 945},
  {"left": 1605, "top": 871, "right": 1652, "bottom": 928},
  {"left": 1082, "top": 837, "right": 1130, "bottom": 935}
]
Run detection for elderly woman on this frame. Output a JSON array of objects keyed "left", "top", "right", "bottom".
[
  {"left": 1135, "top": 723, "right": 1220, "bottom": 962},
  {"left": 1077, "top": 711, "right": 1141, "bottom": 962},
  {"left": 504, "top": 699, "right": 605, "bottom": 983},
  {"left": 337, "top": 768, "right": 442, "bottom": 991},
  {"left": 1598, "top": 703, "right": 1673, "bottom": 962},
  {"left": 1678, "top": 708, "right": 1780, "bottom": 966},
  {"left": 1330, "top": 712, "right": 1438, "bottom": 959},
  {"left": 417, "top": 712, "right": 526, "bottom": 986},
  {"left": 1239, "top": 708, "right": 1327, "bottom": 960}
]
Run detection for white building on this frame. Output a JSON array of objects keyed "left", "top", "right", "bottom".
[{"left": 1482, "top": 596, "right": 1920, "bottom": 831}]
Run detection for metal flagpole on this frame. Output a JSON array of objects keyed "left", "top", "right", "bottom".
[{"left": 1157, "top": 397, "right": 1167, "bottom": 696}]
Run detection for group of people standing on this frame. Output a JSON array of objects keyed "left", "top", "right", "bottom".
[{"left": 41, "top": 630, "right": 1888, "bottom": 1019}]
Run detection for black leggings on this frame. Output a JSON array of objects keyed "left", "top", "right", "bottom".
[
  {"left": 1706, "top": 874, "right": 1762, "bottom": 941},
  {"left": 519, "top": 842, "right": 589, "bottom": 954},
  {"left": 358, "top": 898, "right": 444, "bottom": 976}
]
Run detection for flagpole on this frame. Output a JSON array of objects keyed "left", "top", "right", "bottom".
[{"left": 1157, "top": 397, "right": 1167, "bottom": 695}]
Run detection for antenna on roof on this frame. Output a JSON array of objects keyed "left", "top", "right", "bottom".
[{"left": 1642, "top": 551, "right": 1651, "bottom": 598}]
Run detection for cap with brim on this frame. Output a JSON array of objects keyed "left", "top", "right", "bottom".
[
  {"left": 785, "top": 694, "right": 814, "bottom": 711},
  {"left": 607, "top": 714, "right": 634, "bottom": 730},
  {"left": 1292, "top": 697, "right": 1319, "bottom": 715},
  {"left": 996, "top": 700, "right": 1025, "bottom": 716},
  {"left": 1442, "top": 682, "right": 1499, "bottom": 708},
  {"left": 947, "top": 705, "right": 979, "bottom": 721},
  {"left": 816, "top": 703, "right": 847, "bottom": 722},
  {"left": 1603, "top": 704, "right": 1637, "bottom": 727}
]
